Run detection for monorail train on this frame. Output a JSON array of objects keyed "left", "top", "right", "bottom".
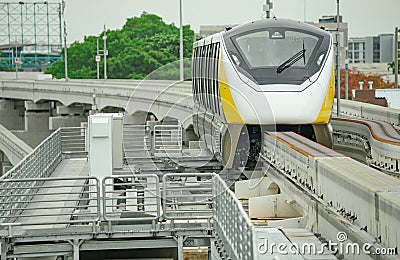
[{"left": 192, "top": 18, "right": 335, "bottom": 168}]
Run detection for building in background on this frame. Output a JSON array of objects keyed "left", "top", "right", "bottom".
[
  {"left": 307, "top": 15, "right": 348, "bottom": 69},
  {"left": 348, "top": 33, "right": 400, "bottom": 64},
  {"left": 199, "top": 25, "right": 237, "bottom": 38}
]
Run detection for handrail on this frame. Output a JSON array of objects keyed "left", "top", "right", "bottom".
[
  {"left": 0, "top": 124, "right": 32, "bottom": 165},
  {"left": 0, "top": 176, "right": 100, "bottom": 228},
  {"left": 335, "top": 98, "right": 400, "bottom": 127},
  {"left": 0, "top": 128, "right": 62, "bottom": 181},
  {"left": 162, "top": 173, "right": 214, "bottom": 220},
  {"left": 213, "top": 174, "right": 256, "bottom": 260},
  {"left": 102, "top": 174, "right": 161, "bottom": 224}
]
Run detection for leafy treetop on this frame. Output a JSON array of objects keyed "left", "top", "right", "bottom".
[{"left": 46, "top": 12, "right": 195, "bottom": 79}]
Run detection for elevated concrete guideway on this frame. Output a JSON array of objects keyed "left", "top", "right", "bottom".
[
  {"left": 0, "top": 123, "right": 32, "bottom": 165},
  {"left": 0, "top": 79, "right": 193, "bottom": 128}
]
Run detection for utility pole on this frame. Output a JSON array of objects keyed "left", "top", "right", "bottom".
[
  {"left": 395, "top": 26, "right": 398, "bottom": 88},
  {"left": 345, "top": 61, "right": 349, "bottom": 99},
  {"left": 263, "top": 0, "right": 273, "bottom": 19},
  {"left": 62, "top": 1, "right": 68, "bottom": 81},
  {"left": 96, "top": 38, "right": 100, "bottom": 80},
  {"left": 103, "top": 25, "right": 107, "bottom": 80},
  {"left": 336, "top": 0, "right": 340, "bottom": 116},
  {"left": 15, "top": 45, "right": 18, "bottom": 80},
  {"left": 179, "top": 0, "right": 184, "bottom": 81}
]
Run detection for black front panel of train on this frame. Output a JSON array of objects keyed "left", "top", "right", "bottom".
[{"left": 223, "top": 23, "right": 330, "bottom": 86}]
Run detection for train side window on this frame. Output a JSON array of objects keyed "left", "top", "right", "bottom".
[
  {"left": 194, "top": 47, "right": 199, "bottom": 101},
  {"left": 209, "top": 44, "right": 213, "bottom": 112},
  {"left": 211, "top": 43, "right": 217, "bottom": 114},
  {"left": 200, "top": 46, "right": 205, "bottom": 107},
  {"left": 215, "top": 43, "right": 221, "bottom": 116},
  {"left": 203, "top": 45, "right": 208, "bottom": 110},
  {"left": 203, "top": 45, "right": 207, "bottom": 109},
  {"left": 210, "top": 43, "right": 215, "bottom": 113}
]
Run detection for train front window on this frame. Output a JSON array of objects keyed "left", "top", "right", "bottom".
[
  {"left": 234, "top": 30, "right": 319, "bottom": 69},
  {"left": 226, "top": 26, "right": 330, "bottom": 85}
]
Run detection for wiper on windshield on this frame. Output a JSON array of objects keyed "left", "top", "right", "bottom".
[{"left": 276, "top": 41, "right": 306, "bottom": 74}]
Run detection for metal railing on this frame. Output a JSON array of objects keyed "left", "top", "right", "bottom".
[
  {"left": 213, "top": 174, "right": 257, "bottom": 260},
  {"left": 102, "top": 175, "right": 160, "bottom": 224},
  {"left": 1, "top": 129, "right": 62, "bottom": 181},
  {"left": 0, "top": 124, "right": 32, "bottom": 165},
  {"left": 154, "top": 125, "right": 182, "bottom": 152},
  {"left": 60, "top": 127, "right": 87, "bottom": 156},
  {"left": 0, "top": 125, "right": 258, "bottom": 260},
  {"left": 0, "top": 177, "right": 100, "bottom": 229},
  {"left": 162, "top": 173, "right": 214, "bottom": 220},
  {"left": 123, "top": 125, "right": 151, "bottom": 152}
]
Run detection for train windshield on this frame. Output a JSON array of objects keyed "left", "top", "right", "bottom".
[
  {"left": 235, "top": 30, "right": 319, "bottom": 69},
  {"left": 226, "top": 26, "right": 330, "bottom": 85}
]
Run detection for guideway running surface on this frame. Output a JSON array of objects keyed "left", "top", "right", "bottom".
[
  {"left": 7, "top": 158, "right": 93, "bottom": 232},
  {"left": 268, "top": 131, "right": 345, "bottom": 158},
  {"left": 332, "top": 116, "right": 400, "bottom": 175},
  {"left": 333, "top": 117, "right": 400, "bottom": 145},
  {"left": 262, "top": 131, "right": 400, "bottom": 254}
]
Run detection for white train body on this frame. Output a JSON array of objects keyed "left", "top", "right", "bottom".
[{"left": 192, "top": 19, "right": 335, "bottom": 168}]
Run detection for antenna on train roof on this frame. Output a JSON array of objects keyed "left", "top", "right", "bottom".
[{"left": 263, "top": 0, "right": 273, "bottom": 19}]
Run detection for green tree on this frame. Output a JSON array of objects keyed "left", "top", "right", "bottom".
[
  {"left": 387, "top": 61, "right": 400, "bottom": 74},
  {"left": 46, "top": 12, "right": 195, "bottom": 79}
]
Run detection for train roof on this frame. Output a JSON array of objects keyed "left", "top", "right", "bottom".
[
  {"left": 224, "top": 18, "right": 331, "bottom": 37},
  {"left": 194, "top": 18, "right": 331, "bottom": 47}
]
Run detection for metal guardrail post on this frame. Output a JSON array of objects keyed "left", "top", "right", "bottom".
[
  {"left": 154, "top": 125, "right": 182, "bottom": 153},
  {"left": 101, "top": 175, "right": 160, "bottom": 223},
  {"left": 162, "top": 173, "right": 214, "bottom": 220},
  {"left": 212, "top": 174, "right": 256, "bottom": 260}
]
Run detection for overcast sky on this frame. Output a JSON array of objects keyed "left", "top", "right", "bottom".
[{"left": 61, "top": 0, "right": 399, "bottom": 42}]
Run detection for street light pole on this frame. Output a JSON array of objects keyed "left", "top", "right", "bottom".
[
  {"left": 15, "top": 45, "right": 18, "bottom": 80},
  {"left": 96, "top": 38, "right": 100, "bottom": 80},
  {"left": 179, "top": 0, "right": 184, "bottom": 81},
  {"left": 336, "top": 0, "right": 340, "bottom": 116},
  {"left": 62, "top": 1, "right": 68, "bottom": 81},
  {"left": 345, "top": 61, "right": 349, "bottom": 99},
  {"left": 103, "top": 25, "right": 107, "bottom": 80},
  {"left": 395, "top": 26, "right": 398, "bottom": 88}
]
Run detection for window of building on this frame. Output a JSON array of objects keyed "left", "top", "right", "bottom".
[
  {"left": 354, "top": 52, "right": 359, "bottom": 59},
  {"left": 354, "top": 42, "right": 359, "bottom": 51},
  {"left": 348, "top": 52, "right": 352, "bottom": 59}
]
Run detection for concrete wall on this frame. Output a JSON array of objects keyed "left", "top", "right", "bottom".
[{"left": 0, "top": 100, "right": 24, "bottom": 130}]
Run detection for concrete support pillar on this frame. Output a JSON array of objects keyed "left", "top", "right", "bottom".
[
  {"left": 49, "top": 105, "right": 88, "bottom": 130},
  {"left": 10, "top": 101, "right": 53, "bottom": 148},
  {"left": 72, "top": 239, "right": 80, "bottom": 260},
  {"left": 0, "top": 151, "right": 12, "bottom": 176},
  {"left": 1, "top": 240, "right": 7, "bottom": 260},
  {"left": 124, "top": 111, "right": 149, "bottom": 125},
  {"left": 177, "top": 236, "right": 184, "bottom": 260},
  {"left": 0, "top": 100, "right": 24, "bottom": 130}
]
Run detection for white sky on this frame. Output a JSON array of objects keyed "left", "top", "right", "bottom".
[{"left": 60, "top": 0, "right": 400, "bottom": 42}]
